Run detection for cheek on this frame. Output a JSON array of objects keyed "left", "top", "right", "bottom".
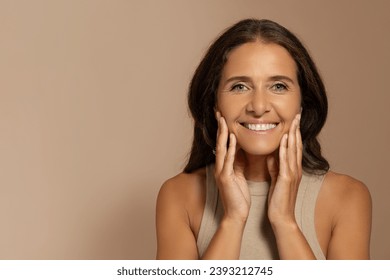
[
  {"left": 221, "top": 114, "right": 238, "bottom": 133},
  {"left": 217, "top": 98, "right": 242, "bottom": 122},
  {"left": 273, "top": 97, "right": 301, "bottom": 118}
]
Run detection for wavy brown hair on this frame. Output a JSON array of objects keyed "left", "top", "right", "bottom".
[{"left": 184, "top": 19, "right": 329, "bottom": 174}]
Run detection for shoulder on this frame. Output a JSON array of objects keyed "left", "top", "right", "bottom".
[
  {"left": 156, "top": 168, "right": 207, "bottom": 259},
  {"left": 320, "top": 171, "right": 372, "bottom": 226},
  {"left": 322, "top": 171, "right": 371, "bottom": 204},
  {"left": 158, "top": 168, "right": 206, "bottom": 203},
  {"left": 318, "top": 171, "right": 372, "bottom": 259},
  {"left": 156, "top": 167, "right": 207, "bottom": 221}
]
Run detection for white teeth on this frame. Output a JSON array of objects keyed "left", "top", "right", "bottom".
[{"left": 245, "top": 123, "right": 277, "bottom": 131}]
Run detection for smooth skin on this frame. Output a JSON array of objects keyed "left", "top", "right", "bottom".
[{"left": 156, "top": 42, "right": 371, "bottom": 260}]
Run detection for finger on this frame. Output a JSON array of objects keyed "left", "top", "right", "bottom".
[
  {"left": 287, "top": 115, "right": 299, "bottom": 173},
  {"left": 278, "top": 133, "right": 289, "bottom": 178},
  {"left": 215, "top": 111, "right": 221, "bottom": 121},
  {"left": 222, "top": 133, "right": 236, "bottom": 176},
  {"left": 215, "top": 116, "right": 228, "bottom": 175},
  {"left": 296, "top": 114, "right": 303, "bottom": 176}
]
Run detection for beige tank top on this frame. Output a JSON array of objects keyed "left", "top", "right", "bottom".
[{"left": 196, "top": 164, "right": 326, "bottom": 260}]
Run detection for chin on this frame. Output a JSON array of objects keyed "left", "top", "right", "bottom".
[{"left": 239, "top": 142, "right": 279, "bottom": 156}]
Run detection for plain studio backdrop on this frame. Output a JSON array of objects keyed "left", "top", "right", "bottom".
[{"left": 1, "top": 0, "right": 389, "bottom": 259}]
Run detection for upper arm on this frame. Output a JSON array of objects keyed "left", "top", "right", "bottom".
[
  {"left": 155, "top": 178, "right": 200, "bottom": 259},
  {"left": 326, "top": 178, "right": 372, "bottom": 259}
]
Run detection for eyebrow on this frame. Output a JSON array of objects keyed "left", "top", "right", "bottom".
[
  {"left": 224, "top": 76, "right": 252, "bottom": 84},
  {"left": 223, "top": 75, "right": 296, "bottom": 85},
  {"left": 268, "top": 75, "right": 295, "bottom": 84}
]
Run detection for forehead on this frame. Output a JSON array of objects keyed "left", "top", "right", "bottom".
[{"left": 221, "top": 42, "right": 298, "bottom": 79}]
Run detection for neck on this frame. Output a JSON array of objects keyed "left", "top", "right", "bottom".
[{"left": 242, "top": 153, "right": 271, "bottom": 182}]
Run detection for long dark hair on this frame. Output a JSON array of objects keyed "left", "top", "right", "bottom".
[{"left": 184, "top": 19, "right": 329, "bottom": 174}]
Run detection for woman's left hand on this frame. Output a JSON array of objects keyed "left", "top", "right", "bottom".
[{"left": 267, "top": 114, "right": 302, "bottom": 228}]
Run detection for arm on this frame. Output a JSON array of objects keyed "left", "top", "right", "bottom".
[
  {"left": 267, "top": 114, "right": 316, "bottom": 259},
  {"left": 156, "top": 115, "right": 250, "bottom": 260},
  {"left": 156, "top": 178, "right": 199, "bottom": 259},
  {"left": 267, "top": 114, "right": 372, "bottom": 259},
  {"left": 270, "top": 220, "right": 316, "bottom": 259},
  {"left": 326, "top": 177, "right": 372, "bottom": 259},
  {"left": 201, "top": 217, "right": 246, "bottom": 259},
  {"left": 156, "top": 174, "right": 247, "bottom": 260},
  {"left": 202, "top": 116, "right": 250, "bottom": 259}
]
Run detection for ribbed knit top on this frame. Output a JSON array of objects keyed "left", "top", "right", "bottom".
[{"left": 196, "top": 164, "right": 326, "bottom": 260}]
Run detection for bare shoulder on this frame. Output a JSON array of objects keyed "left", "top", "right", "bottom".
[
  {"left": 156, "top": 168, "right": 207, "bottom": 259},
  {"left": 156, "top": 168, "right": 206, "bottom": 233},
  {"left": 318, "top": 171, "right": 372, "bottom": 259},
  {"left": 321, "top": 171, "right": 371, "bottom": 209},
  {"left": 158, "top": 168, "right": 206, "bottom": 207}
]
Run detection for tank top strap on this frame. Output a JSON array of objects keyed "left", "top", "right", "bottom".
[
  {"left": 295, "top": 172, "right": 326, "bottom": 260},
  {"left": 196, "top": 164, "right": 223, "bottom": 257}
]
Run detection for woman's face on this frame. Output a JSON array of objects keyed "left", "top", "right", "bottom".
[{"left": 216, "top": 41, "right": 301, "bottom": 156}]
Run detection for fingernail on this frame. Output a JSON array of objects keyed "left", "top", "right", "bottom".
[{"left": 216, "top": 111, "right": 221, "bottom": 120}]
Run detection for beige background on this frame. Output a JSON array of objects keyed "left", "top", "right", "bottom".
[{"left": 0, "top": 0, "right": 389, "bottom": 259}]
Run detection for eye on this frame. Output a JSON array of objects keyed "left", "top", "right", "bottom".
[
  {"left": 231, "top": 83, "right": 249, "bottom": 92},
  {"left": 271, "top": 82, "right": 288, "bottom": 93}
]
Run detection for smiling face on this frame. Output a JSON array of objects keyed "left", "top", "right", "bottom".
[{"left": 216, "top": 41, "right": 301, "bottom": 156}]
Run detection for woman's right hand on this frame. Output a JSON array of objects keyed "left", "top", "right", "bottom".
[
  {"left": 214, "top": 113, "right": 251, "bottom": 223},
  {"left": 199, "top": 113, "right": 251, "bottom": 259}
]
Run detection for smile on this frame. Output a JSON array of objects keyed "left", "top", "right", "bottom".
[{"left": 242, "top": 123, "right": 278, "bottom": 131}]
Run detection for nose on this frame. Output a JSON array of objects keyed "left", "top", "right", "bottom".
[{"left": 245, "top": 89, "right": 270, "bottom": 117}]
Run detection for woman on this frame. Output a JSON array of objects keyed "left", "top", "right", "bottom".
[{"left": 156, "top": 19, "right": 371, "bottom": 259}]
